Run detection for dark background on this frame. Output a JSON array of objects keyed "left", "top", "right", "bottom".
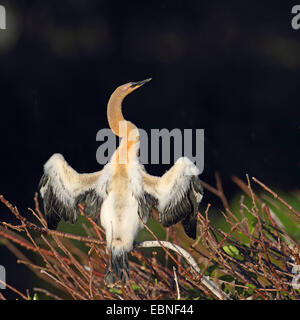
[{"left": 0, "top": 0, "right": 299, "bottom": 298}]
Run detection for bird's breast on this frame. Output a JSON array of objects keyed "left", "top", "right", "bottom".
[{"left": 100, "top": 160, "right": 145, "bottom": 226}]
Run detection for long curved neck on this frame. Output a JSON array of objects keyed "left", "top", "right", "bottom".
[
  {"left": 107, "top": 90, "right": 139, "bottom": 163},
  {"left": 107, "top": 93, "right": 124, "bottom": 137}
]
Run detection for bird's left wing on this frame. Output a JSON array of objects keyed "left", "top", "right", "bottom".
[
  {"left": 39, "top": 153, "right": 110, "bottom": 229},
  {"left": 141, "top": 157, "right": 203, "bottom": 239}
]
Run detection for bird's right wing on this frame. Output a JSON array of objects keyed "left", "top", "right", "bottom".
[
  {"left": 39, "top": 153, "right": 111, "bottom": 229},
  {"left": 141, "top": 157, "right": 203, "bottom": 239}
]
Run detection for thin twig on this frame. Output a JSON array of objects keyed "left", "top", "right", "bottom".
[
  {"left": 136, "top": 240, "right": 230, "bottom": 300},
  {"left": 252, "top": 177, "right": 300, "bottom": 219},
  {"left": 173, "top": 267, "right": 181, "bottom": 300}
]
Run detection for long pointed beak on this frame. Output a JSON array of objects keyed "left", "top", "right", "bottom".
[{"left": 130, "top": 78, "right": 152, "bottom": 89}]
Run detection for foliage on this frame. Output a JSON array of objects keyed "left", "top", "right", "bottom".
[{"left": 0, "top": 174, "right": 299, "bottom": 300}]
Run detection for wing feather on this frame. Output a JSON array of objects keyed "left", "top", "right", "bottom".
[
  {"left": 39, "top": 153, "right": 106, "bottom": 229},
  {"left": 141, "top": 157, "right": 203, "bottom": 239}
]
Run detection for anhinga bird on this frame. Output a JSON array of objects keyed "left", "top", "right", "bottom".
[{"left": 39, "top": 78, "right": 203, "bottom": 285}]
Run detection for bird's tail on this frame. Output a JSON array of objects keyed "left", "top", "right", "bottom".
[{"left": 104, "top": 249, "right": 129, "bottom": 286}]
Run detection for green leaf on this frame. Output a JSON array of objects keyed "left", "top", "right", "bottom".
[
  {"left": 109, "top": 288, "right": 122, "bottom": 294},
  {"left": 249, "top": 217, "right": 258, "bottom": 234},
  {"left": 223, "top": 245, "right": 244, "bottom": 261},
  {"left": 223, "top": 245, "right": 239, "bottom": 256},
  {"left": 131, "top": 284, "right": 141, "bottom": 291},
  {"left": 246, "top": 283, "right": 256, "bottom": 289},
  {"left": 246, "top": 283, "right": 256, "bottom": 295},
  {"left": 218, "top": 275, "right": 234, "bottom": 282},
  {"left": 204, "top": 263, "right": 218, "bottom": 277},
  {"left": 33, "top": 293, "right": 39, "bottom": 300}
]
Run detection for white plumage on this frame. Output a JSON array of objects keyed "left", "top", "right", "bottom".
[{"left": 39, "top": 79, "right": 203, "bottom": 285}]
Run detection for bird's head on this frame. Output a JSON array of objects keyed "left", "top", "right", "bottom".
[{"left": 116, "top": 78, "right": 152, "bottom": 96}]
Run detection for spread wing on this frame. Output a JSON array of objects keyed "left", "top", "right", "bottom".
[
  {"left": 39, "top": 153, "right": 109, "bottom": 229},
  {"left": 141, "top": 157, "right": 203, "bottom": 239}
]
